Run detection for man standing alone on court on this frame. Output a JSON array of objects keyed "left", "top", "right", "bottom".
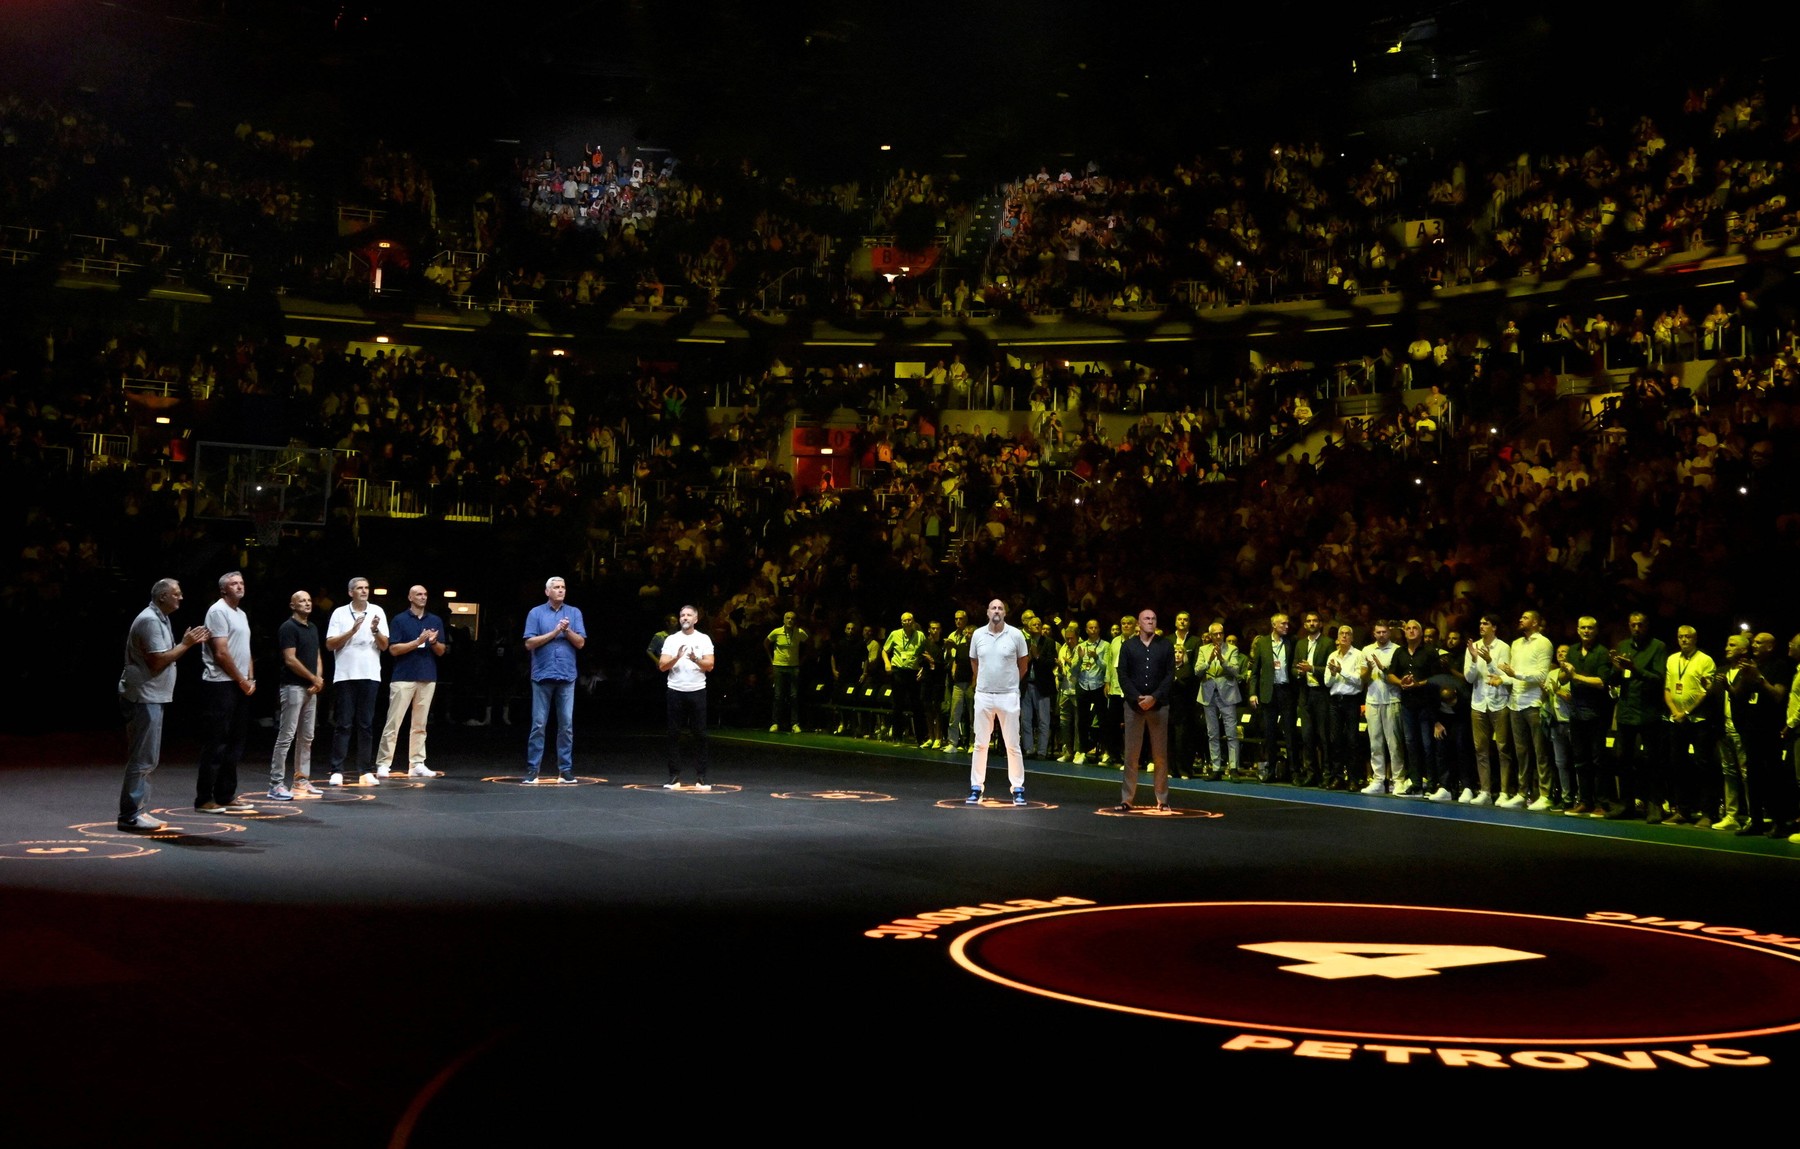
[
  {"left": 523, "top": 576, "right": 586, "bottom": 784},
  {"left": 967, "top": 599, "right": 1031, "bottom": 806},
  {"left": 1117, "top": 608, "right": 1176, "bottom": 812}
]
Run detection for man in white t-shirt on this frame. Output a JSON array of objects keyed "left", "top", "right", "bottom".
[
  {"left": 967, "top": 599, "right": 1031, "bottom": 806},
  {"left": 325, "top": 576, "right": 388, "bottom": 787},
  {"left": 659, "top": 605, "right": 716, "bottom": 789}
]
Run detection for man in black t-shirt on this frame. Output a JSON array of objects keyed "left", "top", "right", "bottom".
[{"left": 270, "top": 590, "right": 327, "bottom": 800}]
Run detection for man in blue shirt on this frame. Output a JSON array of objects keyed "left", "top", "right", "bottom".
[
  {"left": 522, "top": 576, "right": 586, "bottom": 783},
  {"left": 377, "top": 584, "right": 448, "bottom": 779}
]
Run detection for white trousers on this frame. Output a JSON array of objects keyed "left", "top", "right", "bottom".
[{"left": 969, "top": 690, "right": 1025, "bottom": 791}]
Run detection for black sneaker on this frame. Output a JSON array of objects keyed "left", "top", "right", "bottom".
[
  {"left": 558, "top": 773, "right": 578, "bottom": 784},
  {"left": 1012, "top": 788, "right": 1026, "bottom": 806}
]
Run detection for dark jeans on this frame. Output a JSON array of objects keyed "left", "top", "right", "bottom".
[
  {"left": 770, "top": 666, "right": 799, "bottom": 728},
  {"left": 329, "top": 679, "right": 381, "bottom": 774},
  {"left": 1169, "top": 683, "right": 1198, "bottom": 774},
  {"left": 1399, "top": 704, "right": 1438, "bottom": 789},
  {"left": 1297, "top": 687, "right": 1330, "bottom": 781},
  {"left": 667, "top": 688, "right": 710, "bottom": 779},
  {"left": 1569, "top": 714, "right": 1608, "bottom": 805},
  {"left": 1328, "top": 694, "right": 1363, "bottom": 785},
  {"left": 1259, "top": 681, "right": 1297, "bottom": 776},
  {"left": 197, "top": 680, "right": 249, "bottom": 805},
  {"left": 1074, "top": 688, "right": 1104, "bottom": 756}
]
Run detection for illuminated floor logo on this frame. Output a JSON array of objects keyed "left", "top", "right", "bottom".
[
  {"left": 483, "top": 776, "right": 607, "bottom": 787},
  {"left": 73, "top": 818, "right": 248, "bottom": 840},
  {"left": 1094, "top": 805, "right": 1221, "bottom": 819},
  {"left": 949, "top": 902, "right": 1800, "bottom": 1045},
  {"left": 772, "top": 790, "right": 896, "bottom": 802},
  {"left": 0, "top": 839, "right": 158, "bottom": 860},
  {"left": 934, "top": 797, "right": 1058, "bottom": 811}
]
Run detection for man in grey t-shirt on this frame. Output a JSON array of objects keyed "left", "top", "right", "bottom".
[
  {"left": 117, "top": 579, "right": 209, "bottom": 830},
  {"left": 967, "top": 599, "right": 1031, "bottom": 806}
]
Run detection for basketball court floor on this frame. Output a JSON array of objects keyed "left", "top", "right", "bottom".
[{"left": 4, "top": 725, "right": 1796, "bottom": 1142}]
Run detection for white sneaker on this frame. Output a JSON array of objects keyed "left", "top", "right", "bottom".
[
  {"left": 1394, "top": 778, "right": 1416, "bottom": 796},
  {"left": 1073, "top": 753, "right": 1087, "bottom": 765},
  {"left": 1456, "top": 788, "right": 1476, "bottom": 804},
  {"left": 694, "top": 781, "right": 713, "bottom": 792},
  {"left": 328, "top": 772, "right": 344, "bottom": 787},
  {"left": 376, "top": 765, "right": 392, "bottom": 779},
  {"left": 1471, "top": 792, "right": 1495, "bottom": 807},
  {"left": 1496, "top": 793, "right": 1525, "bottom": 809},
  {"left": 1711, "top": 815, "right": 1742, "bottom": 831},
  {"left": 1427, "top": 787, "right": 1454, "bottom": 802},
  {"left": 769, "top": 724, "right": 780, "bottom": 732},
  {"left": 1526, "top": 795, "right": 1553, "bottom": 811},
  {"left": 408, "top": 764, "right": 434, "bottom": 778},
  {"left": 1360, "top": 780, "right": 1385, "bottom": 795},
  {"left": 359, "top": 772, "right": 380, "bottom": 787},
  {"left": 791, "top": 725, "right": 802, "bottom": 734}
]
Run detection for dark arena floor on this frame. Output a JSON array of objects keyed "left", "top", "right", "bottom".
[{"left": 6, "top": 723, "right": 1799, "bottom": 1143}]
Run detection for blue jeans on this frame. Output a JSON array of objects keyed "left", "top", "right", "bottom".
[
  {"left": 120, "top": 700, "right": 164, "bottom": 821},
  {"left": 528, "top": 679, "right": 575, "bottom": 775}
]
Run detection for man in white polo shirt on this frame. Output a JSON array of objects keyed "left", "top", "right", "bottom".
[
  {"left": 967, "top": 598, "right": 1031, "bottom": 806},
  {"left": 325, "top": 576, "right": 387, "bottom": 787}
]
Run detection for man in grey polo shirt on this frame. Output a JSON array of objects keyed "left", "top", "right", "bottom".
[{"left": 117, "top": 579, "right": 210, "bottom": 830}]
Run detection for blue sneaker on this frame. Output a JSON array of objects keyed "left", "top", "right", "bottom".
[
  {"left": 521, "top": 774, "right": 540, "bottom": 785},
  {"left": 1012, "top": 788, "right": 1027, "bottom": 806},
  {"left": 966, "top": 787, "right": 982, "bottom": 804}
]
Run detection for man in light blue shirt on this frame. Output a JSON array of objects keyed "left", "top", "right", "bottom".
[{"left": 522, "top": 576, "right": 587, "bottom": 783}]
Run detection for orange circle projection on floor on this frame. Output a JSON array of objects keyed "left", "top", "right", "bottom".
[
  {"left": 1094, "top": 805, "right": 1221, "bottom": 819},
  {"left": 482, "top": 776, "right": 607, "bottom": 787},
  {"left": 74, "top": 819, "right": 247, "bottom": 839},
  {"left": 771, "top": 791, "right": 896, "bottom": 802},
  {"left": 622, "top": 783, "right": 741, "bottom": 794},
  {"left": 949, "top": 902, "right": 1800, "bottom": 1045},
  {"left": 933, "top": 798, "right": 1057, "bottom": 811},
  {"left": 0, "top": 839, "right": 158, "bottom": 860}
]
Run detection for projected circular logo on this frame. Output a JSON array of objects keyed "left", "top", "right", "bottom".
[
  {"left": 1094, "top": 805, "right": 1220, "bottom": 819},
  {"left": 772, "top": 790, "right": 895, "bottom": 802},
  {"left": 949, "top": 902, "right": 1800, "bottom": 1044},
  {"left": 483, "top": 776, "right": 607, "bottom": 787},
  {"left": 0, "top": 839, "right": 159, "bottom": 860}
]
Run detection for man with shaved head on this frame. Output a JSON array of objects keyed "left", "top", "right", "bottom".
[{"left": 377, "top": 584, "right": 448, "bottom": 780}]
